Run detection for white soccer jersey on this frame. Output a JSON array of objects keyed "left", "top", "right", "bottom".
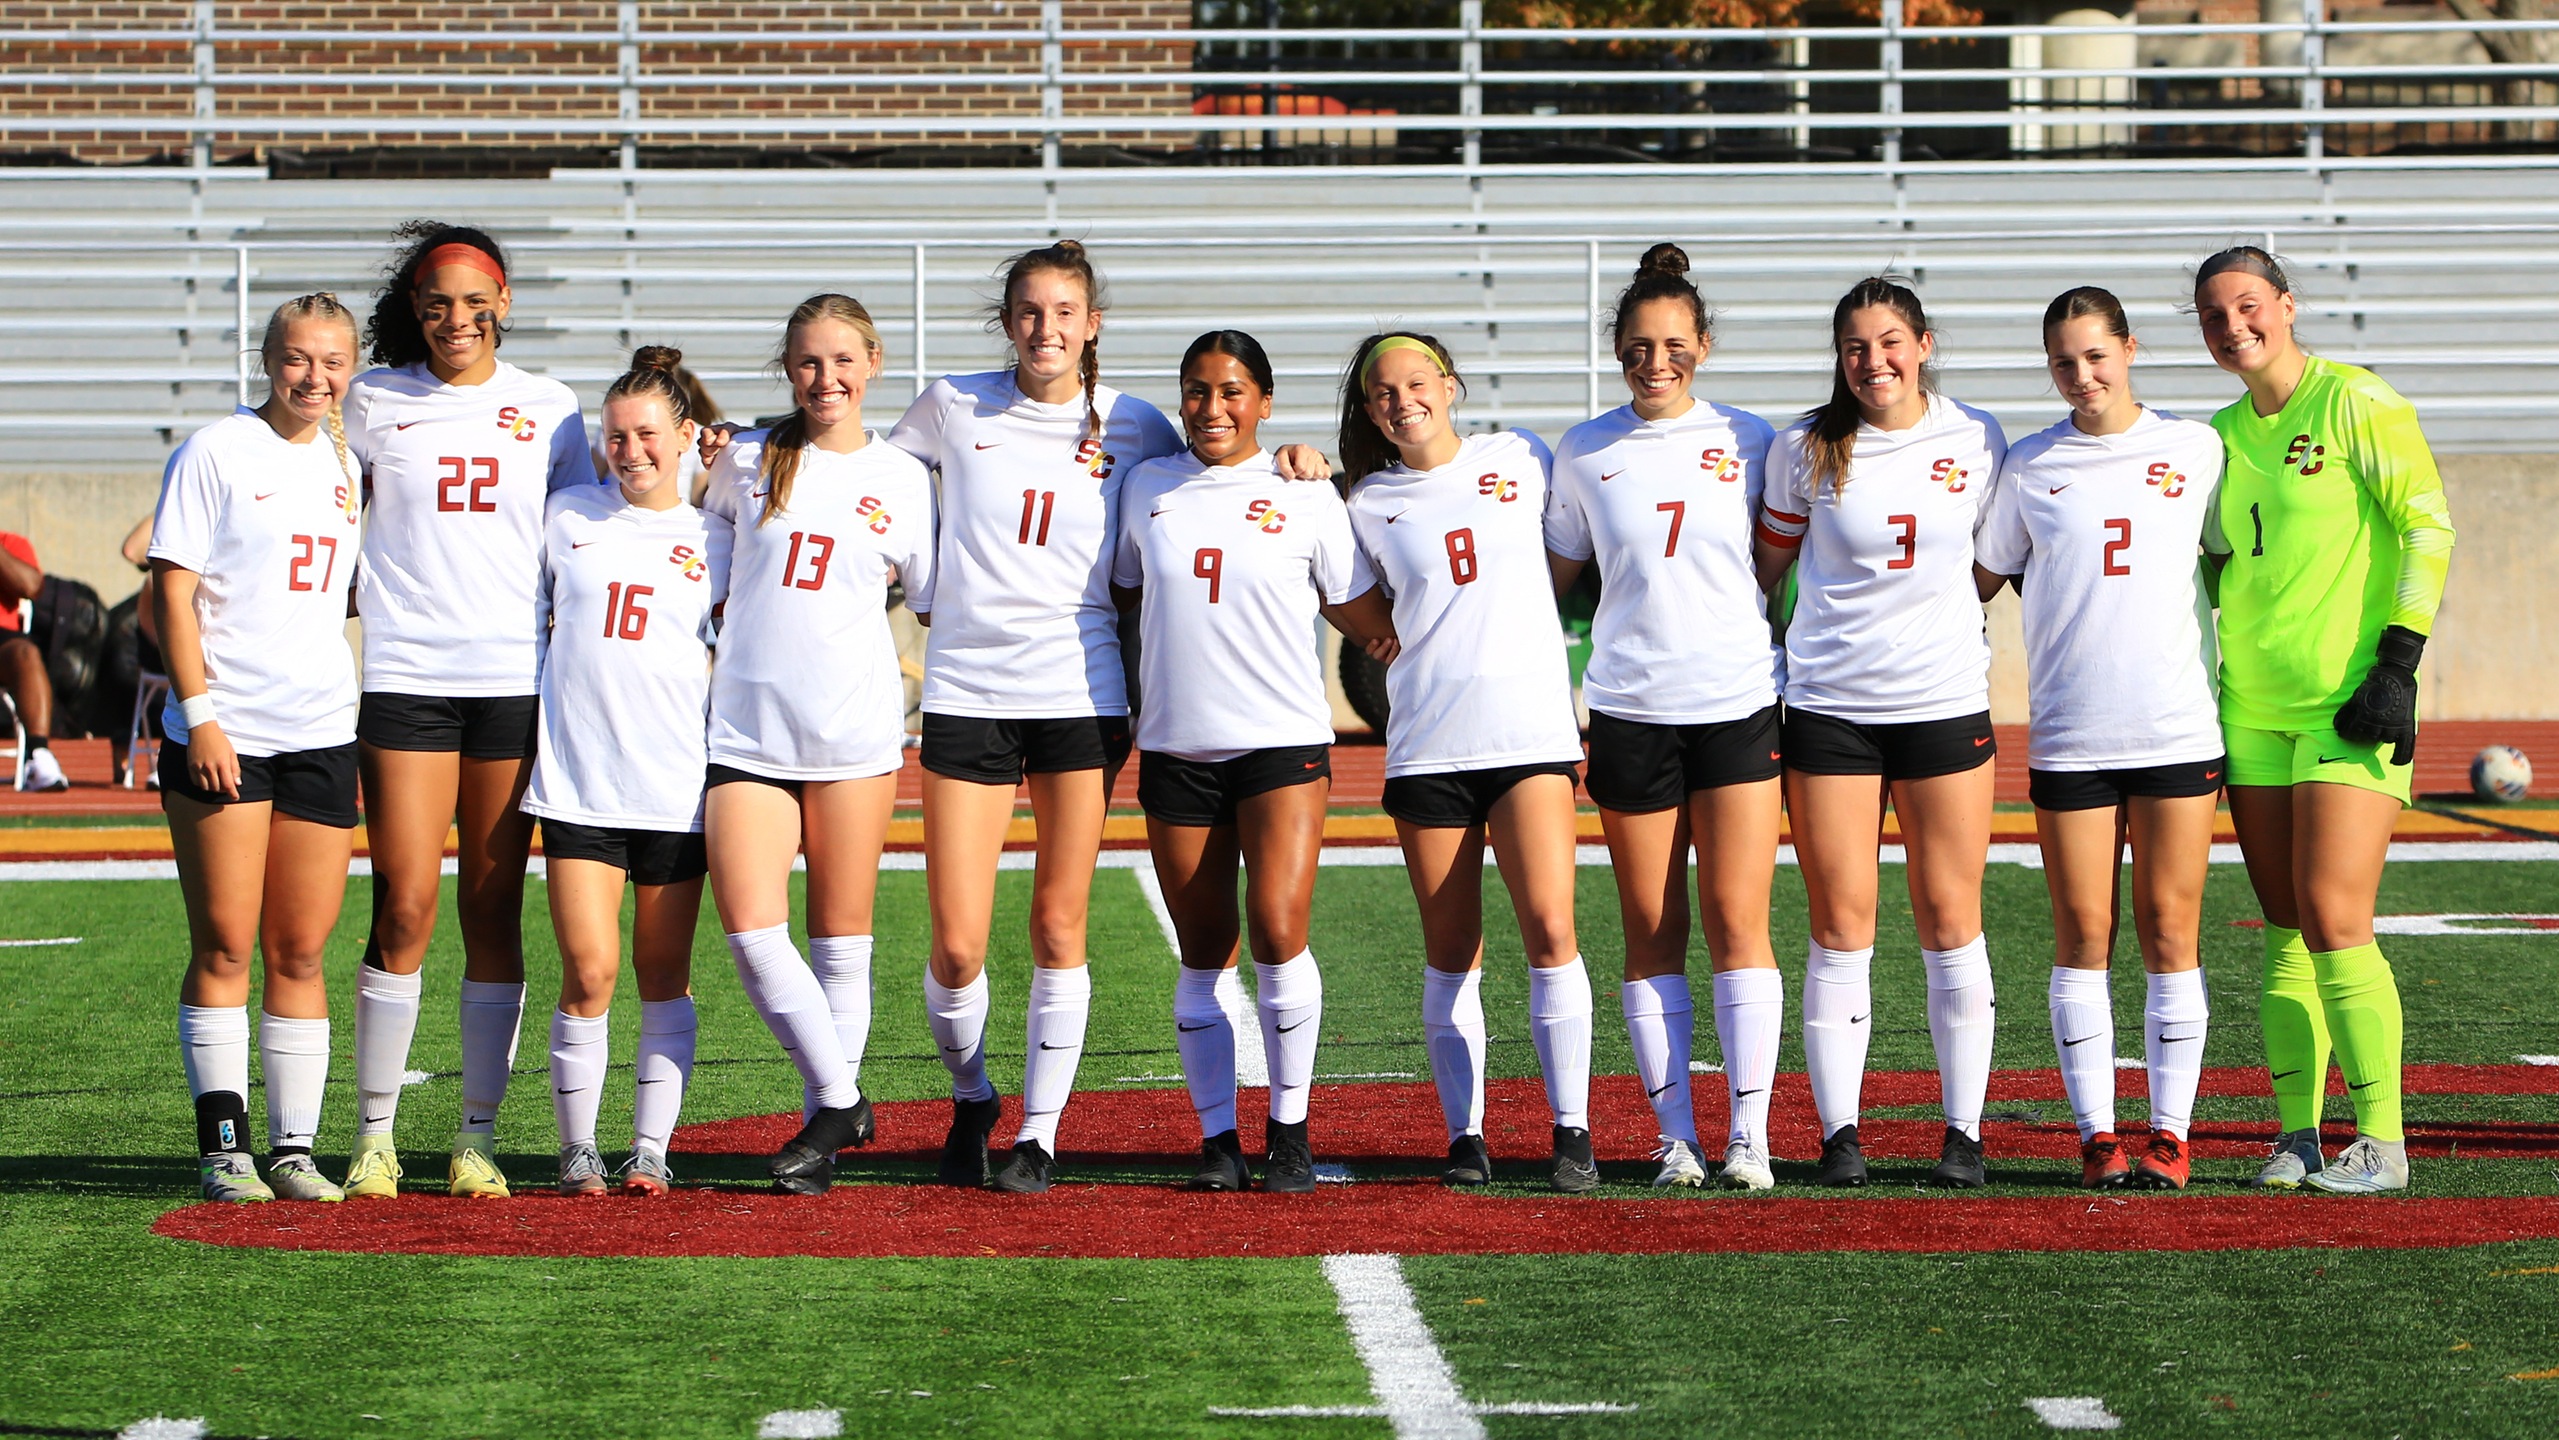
[
  {"left": 1758, "top": 395, "right": 2008, "bottom": 723},
  {"left": 887, "top": 370, "right": 1182, "bottom": 718},
  {"left": 148, "top": 407, "right": 362, "bottom": 756},
  {"left": 1346, "top": 430, "right": 1584, "bottom": 779},
  {"left": 1112, "top": 449, "right": 1375, "bottom": 761},
  {"left": 1547, "top": 400, "right": 1782, "bottom": 725},
  {"left": 1974, "top": 408, "right": 2226, "bottom": 770},
  {"left": 523, "top": 488, "right": 730, "bottom": 832},
  {"left": 344, "top": 361, "right": 593, "bottom": 697},
  {"left": 703, "top": 431, "right": 937, "bottom": 780}
]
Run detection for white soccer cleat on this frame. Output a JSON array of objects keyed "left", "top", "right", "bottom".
[
  {"left": 2304, "top": 1136, "right": 2410, "bottom": 1194},
  {"left": 2247, "top": 1128, "right": 2324, "bottom": 1190},
  {"left": 1649, "top": 1137, "right": 1708, "bottom": 1188},
  {"left": 1718, "top": 1141, "right": 1776, "bottom": 1192},
  {"left": 264, "top": 1153, "right": 345, "bottom": 1202},
  {"left": 16, "top": 746, "right": 67, "bottom": 793}
]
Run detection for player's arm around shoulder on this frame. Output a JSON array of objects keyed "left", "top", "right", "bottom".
[{"left": 885, "top": 374, "right": 967, "bottom": 471}]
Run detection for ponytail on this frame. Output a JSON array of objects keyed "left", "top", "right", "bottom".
[
  {"left": 1333, "top": 330, "right": 1462, "bottom": 493},
  {"left": 259, "top": 291, "right": 363, "bottom": 518},
  {"left": 993, "top": 239, "right": 1107, "bottom": 444},
  {"left": 1800, "top": 277, "right": 1931, "bottom": 494}
]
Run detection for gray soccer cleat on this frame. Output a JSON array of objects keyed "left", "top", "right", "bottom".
[
  {"left": 2247, "top": 1128, "right": 2325, "bottom": 1189},
  {"left": 2303, "top": 1136, "right": 2409, "bottom": 1194},
  {"left": 199, "top": 1150, "right": 273, "bottom": 1204},
  {"left": 1650, "top": 1137, "right": 1708, "bottom": 1189},
  {"left": 264, "top": 1153, "right": 344, "bottom": 1202},
  {"left": 557, "top": 1141, "right": 608, "bottom": 1196}
]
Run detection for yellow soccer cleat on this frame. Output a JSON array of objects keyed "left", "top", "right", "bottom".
[
  {"left": 448, "top": 1129, "right": 511, "bottom": 1199},
  {"left": 341, "top": 1134, "right": 404, "bottom": 1199}
]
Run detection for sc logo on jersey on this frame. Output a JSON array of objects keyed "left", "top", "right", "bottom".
[
  {"left": 2145, "top": 462, "right": 2188, "bottom": 498},
  {"left": 856, "top": 496, "right": 893, "bottom": 535},
  {"left": 669, "top": 544, "right": 708, "bottom": 582},
  {"left": 1244, "top": 498, "right": 1287, "bottom": 534},
  {"left": 1929, "top": 457, "right": 1970, "bottom": 493},
  {"left": 2284, "top": 433, "right": 2327, "bottom": 475},
  {"left": 1699, "top": 446, "right": 1741, "bottom": 483},
  {"left": 1476, "top": 472, "right": 1518, "bottom": 503},
  {"left": 494, "top": 406, "right": 540, "bottom": 442},
  {"left": 1074, "top": 436, "right": 1118, "bottom": 480}
]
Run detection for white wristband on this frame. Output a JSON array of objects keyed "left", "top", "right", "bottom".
[{"left": 178, "top": 692, "right": 218, "bottom": 731}]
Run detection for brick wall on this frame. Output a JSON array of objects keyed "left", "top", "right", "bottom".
[{"left": 1, "top": 3, "right": 1196, "bottom": 169}]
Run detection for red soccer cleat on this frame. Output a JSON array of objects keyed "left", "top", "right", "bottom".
[
  {"left": 2133, "top": 1131, "right": 2190, "bottom": 1191},
  {"left": 2081, "top": 1132, "right": 2134, "bottom": 1189}
]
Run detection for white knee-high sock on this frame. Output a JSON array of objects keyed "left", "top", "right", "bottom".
[
  {"left": 1712, "top": 966, "right": 1783, "bottom": 1150},
  {"left": 180, "top": 1003, "right": 251, "bottom": 1152},
  {"left": 1174, "top": 967, "right": 1238, "bottom": 1140},
  {"left": 2144, "top": 967, "right": 2210, "bottom": 1141},
  {"left": 353, "top": 965, "right": 422, "bottom": 1137},
  {"left": 457, "top": 979, "right": 525, "bottom": 1134},
  {"left": 633, "top": 996, "right": 696, "bottom": 1156},
  {"left": 549, "top": 1009, "right": 609, "bottom": 1148},
  {"left": 1621, "top": 973, "right": 1696, "bottom": 1145},
  {"left": 1420, "top": 967, "right": 1486, "bottom": 1142},
  {"left": 1528, "top": 957, "right": 1594, "bottom": 1131},
  {"left": 2049, "top": 965, "right": 2117, "bottom": 1141},
  {"left": 726, "top": 925, "right": 861, "bottom": 1111},
  {"left": 1017, "top": 965, "right": 1092, "bottom": 1153},
  {"left": 1924, "top": 936, "right": 1997, "bottom": 1142},
  {"left": 1256, "top": 950, "right": 1322, "bottom": 1126},
  {"left": 808, "top": 934, "right": 874, "bottom": 1085},
  {"left": 1802, "top": 941, "right": 1874, "bottom": 1139},
  {"left": 925, "top": 970, "right": 995, "bottom": 1102},
  {"left": 257, "top": 1012, "right": 330, "bottom": 1154}
]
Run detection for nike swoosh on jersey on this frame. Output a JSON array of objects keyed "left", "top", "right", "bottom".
[
  {"left": 2049, "top": 482, "right": 2073, "bottom": 495},
  {"left": 252, "top": 491, "right": 278, "bottom": 501},
  {"left": 571, "top": 541, "right": 596, "bottom": 549},
  {"left": 1149, "top": 510, "right": 1169, "bottom": 518},
  {"left": 752, "top": 489, "right": 771, "bottom": 499},
  {"left": 974, "top": 441, "right": 1003, "bottom": 450},
  {"left": 1600, "top": 470, "right": 1625, "bottom": 483},
  {"left": 1384, "top": 510, "right": 1406, "bottom": 524},
  {"left": 395, "top": 420, "right": 423, "bottom": 430},
  {"left": 2319, "top": 755, "right": 2347, "bottom": 765}
]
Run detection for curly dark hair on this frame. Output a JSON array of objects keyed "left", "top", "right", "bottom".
[{"left": 364, "top": 220, "right": 511, "bottom": 369}]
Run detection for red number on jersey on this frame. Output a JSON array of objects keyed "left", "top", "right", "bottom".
[
  {"left": 1018, "top": 489, "right": 1057, "bottom": 546},
  {"left": 1656, "top": 501, "right": 1686, "bottom": 558},
  {"left": 2103, "top": 517, "right": 2132, "bottom": 576},
  {"left": 436, "top": 456, "right": 499, "bottom": 512},
  {"left": 1444, "top": 528, "right": 1478, "bottom": 584},
  {"left": 1194, "top": 547, "right": 1223, "bottom": 604},
  {"left": 285, "top": 534, "right": 338, "bottom": 592},
  {"left": 601, "top": 582, "right": 653, "bottom": 640},
  {"left": 1886, "top": 514, "right": 1917, "bottom": 570},
  {"left": 781, "top": 531, "right": 835, "bottom": 591}
]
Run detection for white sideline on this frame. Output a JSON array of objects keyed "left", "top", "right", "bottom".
[
  {"left": 756, "top": 1409, "right": 842, "bottom": 1439},
  {"left": 2024, "top": 1395, "right": 2124, "bottom": 1430},
  {"left": 1320, "top": 1253, "right": 1487, "bottom": 1440},
  {"left": 116, "top": 1419, "right": 207, "bottom": 1440},
  {"left": 1133, "top": 855, "right": 1269, "bottom": 1088},
  {"left": 0, "top": 935, "right": 78, "bottom": 945}
]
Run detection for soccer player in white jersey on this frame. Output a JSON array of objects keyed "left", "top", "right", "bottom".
[
  {"left": 338, "top": 224, "right": 593, "bottom": 1199},
  {"left": 1753, "top": 279, "right": 2009, "bottom": 1190},
  {"left": 1546, "top": 245, "right": 1785, "bottom": 1191},
  {"left": 1110, "top": 331, "right": 1397, "bottom": 1193},
  {"left": 1975, "top": 289, "right": 2226, "bottom": 1192},
  {"left": 702, "top": 296, "right": 936, "bottom": 1195},
  {"left": 524, "top": 347, "right": 731, "bottom": 1197},
  {"left": 1337, "top": 331, "right": 1597, "bottom": 1194},
  {"left": 151, "top": 295, "right": 366, "bottom": 1203}
]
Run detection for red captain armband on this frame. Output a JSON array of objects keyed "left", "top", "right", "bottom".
[{"left": 1755, "top": 505, "right": 1808, "bottom": 549}]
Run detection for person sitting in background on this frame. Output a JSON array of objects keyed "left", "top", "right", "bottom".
[{"left": 0, "top": 530, "right": 69, "bottom": 792}]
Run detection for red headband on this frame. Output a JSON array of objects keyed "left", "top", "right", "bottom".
[{"left": 420, "top": 242, "right": 505, "bottom": 286}]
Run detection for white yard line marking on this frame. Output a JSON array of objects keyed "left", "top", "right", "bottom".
[
  {"left": 1210, "top": 1402, "right": 1639, "bottom": 1418},
  {"left": 756, "top": 1408, "right": 843, "bottom": 1439},
  {"left": 2114, "top": 1057, "right": 2148, "bottom": 1070},
  {"left": 0, "top": 935, "right": 78, "bottom": 946},
  {"left": 1322, "top": 1253, "right": 1487, "bottom": 1440},
  {"left": 2520, "top": 1055, "right": 2559, "bottom": 1066},
  {"left": 2024, "top": 1396, "right": 2124, "bottom": 1431},
  {"left": 1133, "top": 856, "right": 1269, "bottom": 1088},
  {"left": 116, "top": 1419, "right": 208, "bottom": 1440}
]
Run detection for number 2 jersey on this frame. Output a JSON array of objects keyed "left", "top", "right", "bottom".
[
  {"left": 1758, "top": 395, "right": 2008, "bottom": 723},
  {"left": 342, "top": 361, "right": 593, "bottom": 697},
  {"left": 524, "top": 487, "right": 730, "bottom": 832},
  {"left": 702, "top": 431, "right": 937, "bottom": 780},
  {"left": 1346, "top": 429, "right": 1583, "bottom": 779},
  {"left": 1974, "top": 408, "right": 2225, "bottom": 770},
  {"left": 2204, "top": 355, "right": 2457, "bottom": 732},
  {"left": 1112, "top": 448, "right": 1375, "bottom": 761},
  {"left": 887, "top": 370, "right": 1182, "bottom": 719},
  {"left": 147, "top": 407, "right": 362, "bottom": 755}
]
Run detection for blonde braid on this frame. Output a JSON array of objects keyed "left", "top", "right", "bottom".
[
  {"left": 1080, "top": 335, "right": 1101, "bottom": 447},
  {"left": 326, "top": 399, "right": 358, "bottom": 518}
]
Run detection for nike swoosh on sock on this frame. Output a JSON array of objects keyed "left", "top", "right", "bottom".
[
  {"left": 2271, "top": 1069, "right": 2303, "bottom": 1080},
  {"left": 1849, "top": 1014, "right": 1870, "bottom": 1025},
  {"left": 2158, "top": 1034, "right": 2200, "bottom": 1044},
  {"left": 1039, "top": 1041, "right": 1074, "bottom": 1051},
  {"left": 1277, "top": 1018, "right": 1312, "bottom": 1033},
  {"left": 1646, "top": 1081, "right": 1676, "bottom": 1098},
  {"left": 2060, "top": 1034, "right": 2099, "bottom": 1047},
  {"left": 1176, "top": 1022, "right": 1217, "bottom": 1033}
]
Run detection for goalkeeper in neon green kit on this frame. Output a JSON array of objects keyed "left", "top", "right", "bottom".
[{"left": 2193, "top": 246, "right": 2456, "bottom": 1193}]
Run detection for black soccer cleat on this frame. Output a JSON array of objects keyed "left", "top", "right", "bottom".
[
  {"left": 938, "top": 1094, "right": 1003, "bottom": 1188},
  {"left": 1263, "top": 1117, "right": 1316, "bottom": 1195},
  {"left": 770, "top": 1096, "right": 874, "bottom": 1192},
  {"left": 1443, "top": 1134, "right": 1493, "bottom": 1188},
  {"left": 770, "top": 1157, "right": 833, "bottom": 1196},
  {"left": 1817, "top": 1123, "right": 1869, "bottom": 1188},
  {"left": 1188, "top": 1130, "right": 1250, "bottom": 1192},
  {"left": 988, "top": 1139, "right": 1055, "bottom": 1194},
  {"left": 1928, "top": 1126, "right": 1987, "bottom": 1189},
  {"left": 1550, "top": 1125, "right": 1600, "bottom": 1194}
]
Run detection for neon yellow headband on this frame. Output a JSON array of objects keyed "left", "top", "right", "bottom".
[{"left": 1360, "top": 335, "right": 1448, "bottom": 385}]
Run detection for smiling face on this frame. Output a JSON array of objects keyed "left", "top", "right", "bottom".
[
  {"left": 601, "top": 391, "right": 695, "bottom": 508},
  {"left": 264, "top": 314, "right": 358, "bottom": 431},
  {"left": 411, "top": 262, "right": 509, "bottom": 381},
  {"left": 785, "top": 315, "right": 879, "bottom": 431},
  {"left": 2045, "top": 313, "right": 2139, "bottom": 430},
  {"left": 2194, "top": 271, "right": 2298, "bottom": 382},
  {"left": 1005, "top": 267, "right": 1098, "bottom": 393},
  {"left": 1838, "top": 302, "right": 1934, "bottom": 427},
  {"left": 1363, "top": 346, "right": 1460, "bottom": 464},
  {"left": 1618, "top": 295, "right": 1706, "bottom": 421},
  {"left": 1181, "top": 350, "right": 1270, "bottom": 467}
]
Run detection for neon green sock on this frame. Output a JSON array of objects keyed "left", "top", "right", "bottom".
[
  {"left": 2260, "top": 924, "right": 2330, "bottom": 1134},
  {"left": 2313, "top": 942, "right": 2405, "bottom": 1144}
]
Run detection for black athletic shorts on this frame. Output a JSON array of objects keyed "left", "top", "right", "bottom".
[
  {"left": 538, "top": 817, "right": 708, "bottom": 886},
  {"left": 1584, "top": 705, "right": 1782, "bottom": 813},
  {"left": 704, "top": 762, "right": 805, "bottom": 795},
  {"left": 159, "top": 740, "right": 359, "bottom": 828},
  {"left": 357, "top": 693, "right": 540, "bottom": 760},
  {"left": 1137, "top": 744, "right": 1331, "bottom": 827},
  {"left": 2028, "top": 757, "right": 2227, "bottom": 812},
  {"left": 1781, "top": 708, "right": 1996, "bottom": 782},
  {"left": 920, "top": 712, "right": 1132, "bottom": 785},
  {"left": 1380, "top": 761, "right": 1581, "bottom": 830}
]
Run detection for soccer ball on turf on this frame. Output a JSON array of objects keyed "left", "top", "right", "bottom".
[{"left": 2470, "top": 745, "right": 2533, "bottom": 802}]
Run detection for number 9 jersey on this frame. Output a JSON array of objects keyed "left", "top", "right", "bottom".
[{"left": 342, "top": 361, "right": 593, "bottom": 696}]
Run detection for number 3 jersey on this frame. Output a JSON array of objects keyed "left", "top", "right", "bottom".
[
  {"left": 524, "top": 487, "right": 731, "bottom": 832},
  {"left": 1758, "top": 395, "right": 2007, "bottom": 723},
  {"left": 1975, "top": 408, "right": 2226, "bottom": 771},
  {"left": 1346, "top": 429, "right": 1583, "bottom": 779},
  {"left": 147, "top": 407, "right": 362, "bottom": 756},
  {"left": 342, "top": 361, "right": 593, "bottom": 697},
  {"left": 887, "top": 370, "right": 1183, "bottom": 719},
  {"left": 1112, "top": 448, "right": 1375, "bottom": 761},
  {"left": 701, "top": 431, "right": 937, "bottom": 781}
]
